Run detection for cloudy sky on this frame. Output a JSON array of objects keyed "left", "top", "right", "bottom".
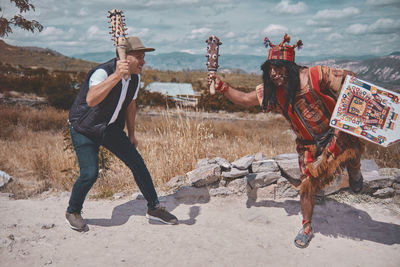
[{"left": 1, "top": 0, "right": 400, "bottom": 59}]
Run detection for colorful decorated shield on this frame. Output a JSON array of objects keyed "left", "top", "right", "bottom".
[{"left": 330, "top": 75, "right": 400, "bottom": 147}]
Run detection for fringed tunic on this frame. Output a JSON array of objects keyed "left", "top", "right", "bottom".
[{"left": 256, "top": 66, "right": 364, "bottom": 196}]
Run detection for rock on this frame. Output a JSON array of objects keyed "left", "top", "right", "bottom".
[
  {"left": 195, "top": 158, "right": 209, "bottom": 169},
  {"left": 273, "top": 153, "right": 298, "bottom": 160},
  {"left": 173, "top": 186, "right": 210, "bottom": 203},
  {"left": 275, "top": 178, "right": 299, "bottom": 198},
  {"left": 226, "top": 178, "right": 247, "bottom": 194},
  {"left": 393, "top": 190, "right": 400, "bottom": 204},
  {"left": 255, "top": 184, "right": 276, "bottom": 199},
  {"left": 254, "top": 152, "right": 268, "bottom": 161},
  {"left": 187, "top": 164, "right": 221, "bottom": 187},
  {"left": 373, "top": 188, "right": 395, "bottom": 198},
  {"left": 361, "top": 159, "right": 379, "bottom": 172},
  {"left": 209, "top": 157, "right": 231, "bottom": 170},
  {"left": 0, "top": 170, "right": 13, "bottom": 188},
  {"left": 219, "top": 179, "right": 228, "bottom": 187},
  {"left": 379, "top": 168, "right": 400, "bottom": 181},
  {"left": 246, "top": 172, "right": 281, "bottom": 189},
  {"left": 393, "top": 183, "right": 400, "bottom": 190},
  {"left": 209, "top": 187, "right": 234, "bottom": 197},
  {"left": 274, "top": 157, "right": 301, "bottom": 186},
  {"left": 363, "top": 173, "right": 396, "bottom": 191},
  {"left": 232, "top": 155, "right": 255, "bottom": 170},
  {"left": 221, "top": 168, "right": 249, "bottom": 179},
  {"left": 251, "top": 160, "right": 279, "bottom": 173},
  {"left": 317, "top": 173, "right": 349, "bottom": 196},
  {"left": 166, "top": 174, "right": 188, "bottom": 190}
]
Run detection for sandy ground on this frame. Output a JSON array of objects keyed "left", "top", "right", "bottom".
[{"left": 1, "top": 192, "right": 400, "bottom": 267}]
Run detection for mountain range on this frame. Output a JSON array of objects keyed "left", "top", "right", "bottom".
[
  {"left": 1, "top": 40, "right": 399, "bottom": 91},
  {"left": 72, "top": 50, "right": 400, "bottom": 90}
]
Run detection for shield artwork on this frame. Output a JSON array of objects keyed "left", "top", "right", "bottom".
[{"left": 330, "top": 75, "right": 400, "bottom": 147}]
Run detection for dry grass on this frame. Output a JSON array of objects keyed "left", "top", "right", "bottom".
[{"left": 1, "top": 105, "right": 399, "bottom": 199}]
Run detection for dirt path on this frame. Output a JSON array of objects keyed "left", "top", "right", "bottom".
[{"left": 1, "top": 192, "right": 400, "bottom": 267}]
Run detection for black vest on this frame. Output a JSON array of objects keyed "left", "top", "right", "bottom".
[{"left": 69, "top": 59, "right": 139, "bottom": 144}]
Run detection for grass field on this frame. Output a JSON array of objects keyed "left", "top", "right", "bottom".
[{"left": 0, "top": 105, "right": 399, "bottom": 199}]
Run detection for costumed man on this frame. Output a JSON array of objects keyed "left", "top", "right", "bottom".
[
  {"left": 67, "top": 36, "right": 178, "bottom": 231},
  {"left": 208, "top": 34, "right": 364, "bottom": 248}
]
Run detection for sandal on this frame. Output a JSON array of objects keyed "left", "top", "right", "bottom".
[
  {"left": 294, "top": 222, "right": 313, "bottom": 249},
  {"left": 348, "top": 169, "right": 363, "bottom": 194}
]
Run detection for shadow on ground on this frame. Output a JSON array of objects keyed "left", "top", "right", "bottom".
[
  {"left": 246, "top": 194, "right": 400, "bottom": 245},
  {"left": 86, "top": 187, "right": 211, "bottom": 227}
]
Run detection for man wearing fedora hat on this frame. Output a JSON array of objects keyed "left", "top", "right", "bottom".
[
  {"left": 66, "top": 36, "right": 178, "bottom": 231},
  {"left": 209, "top": 34, "right": 364, "bottom": 248}
]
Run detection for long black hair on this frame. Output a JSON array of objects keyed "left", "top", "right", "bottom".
[{"left": 261, "top": 59, "right": 302, "bottom": 117}]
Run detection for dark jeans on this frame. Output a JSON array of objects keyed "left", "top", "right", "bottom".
[{"left": 67, "top": 124, "right": 159, "bottom": 213}]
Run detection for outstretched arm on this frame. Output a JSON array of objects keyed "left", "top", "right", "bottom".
[{"left": 209, "top": 75, "right": 259, "bottom": 108}]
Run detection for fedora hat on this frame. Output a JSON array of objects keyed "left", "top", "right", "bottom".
[{"left": 124, "top": 36, "right": 155, "bottom": 53}]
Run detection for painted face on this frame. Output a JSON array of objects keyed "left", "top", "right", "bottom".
[
  {"left": 269, "top": 65, "right": 288, "bottom": 87},
  {"left": 126, "top": 51, "right": 146, "bottom": 74}
]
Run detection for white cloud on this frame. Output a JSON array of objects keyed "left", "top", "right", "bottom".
[
  {"left": 275, "top": 0, "right": 308, "bottom": 14},
  {"left": 225, "top": 32, "right": 235, "bottom": 38},
  {"left": 347, "top": 18, "right": 400, "bottom": 34},
  {"left": 188, "top": 27, "right": 211, "bottom": 39},
  {"left": 41, "top": 27, "right": 65, "bottom": 37},
  {"left": 263, "top": 24, "right": 289, "bottom": 36},
  {"left": 3, "top": 0, "right": 400, "bottom": 58},
  {"left": 326, "top": 33, "right": 343, "bottom": 40},
  {"left": 314, "top": 27, "right": 333, "bottom": 33},
  {"left": 306, "top": 19, "right": 332, "bottom": 27},
  {"left": 87, "top": 26, "right": 101, "bottom": 39},
  {"left": 369, "top": 18, "right": 400, "bottom": 33},
  {"left": 130, "top": 28, "right": 151, "bottom": 38},
  {"left": 179, "top": 49, "right": 196, "bottom": 54},
  {"left": 347, "top": 24, "right": 369, "bottom": 34},
  {"left": 314, "top": 7, "right": 360, "bottom": 19},
  {"left": 79, "top": 8, "right": 88, "bottom": 16}
]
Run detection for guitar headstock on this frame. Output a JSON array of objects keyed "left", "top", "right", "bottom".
[
  {"left": 206, "top": 35, "right": 222, "bottom": 72},
  {"left": 108, "top": 9, "right": 127, "bottom": 48}
]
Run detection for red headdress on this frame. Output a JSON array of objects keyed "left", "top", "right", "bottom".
[{"left": 264, "top": 33, "right": 303, "bottom": 62}]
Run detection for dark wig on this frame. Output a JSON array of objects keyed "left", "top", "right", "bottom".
[{"left": 261, "top": 59, "right": 302, "bottom": 117}]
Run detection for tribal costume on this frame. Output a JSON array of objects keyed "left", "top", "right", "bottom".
[{"left": 255, "top": 65, "right": 364, "bottom": 197}]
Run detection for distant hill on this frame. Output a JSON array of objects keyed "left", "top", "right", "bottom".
[
  {"left": 0, "top": 40, "right": 97, "bottom": 72},
  {"left": 72, "top": 50, "right": 377, "bottom": 74},
  {"left": 1, "top": 40, "right": 398, "bottom": 91},
  {"left": 73, "top": 50, "right": 400, "bottom": 90},
  {"left": 304, "top": 55, "right": 400, "bottom": 91}
]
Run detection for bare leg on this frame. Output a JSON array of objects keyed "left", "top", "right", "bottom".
[{"left": 295, "top": 192, "right": 315, "bottom": 247}]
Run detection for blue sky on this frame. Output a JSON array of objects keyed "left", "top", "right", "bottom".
[{"left": 1, "top": 0, "right": 400, "bottom": 59}]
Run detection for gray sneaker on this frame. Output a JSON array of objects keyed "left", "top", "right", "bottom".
[
  {"left": 146, "top": 205, "right": 178, "bottom": 225},
  {"left": 65, "top": 212, "right": 88, "bottom": 232}
]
